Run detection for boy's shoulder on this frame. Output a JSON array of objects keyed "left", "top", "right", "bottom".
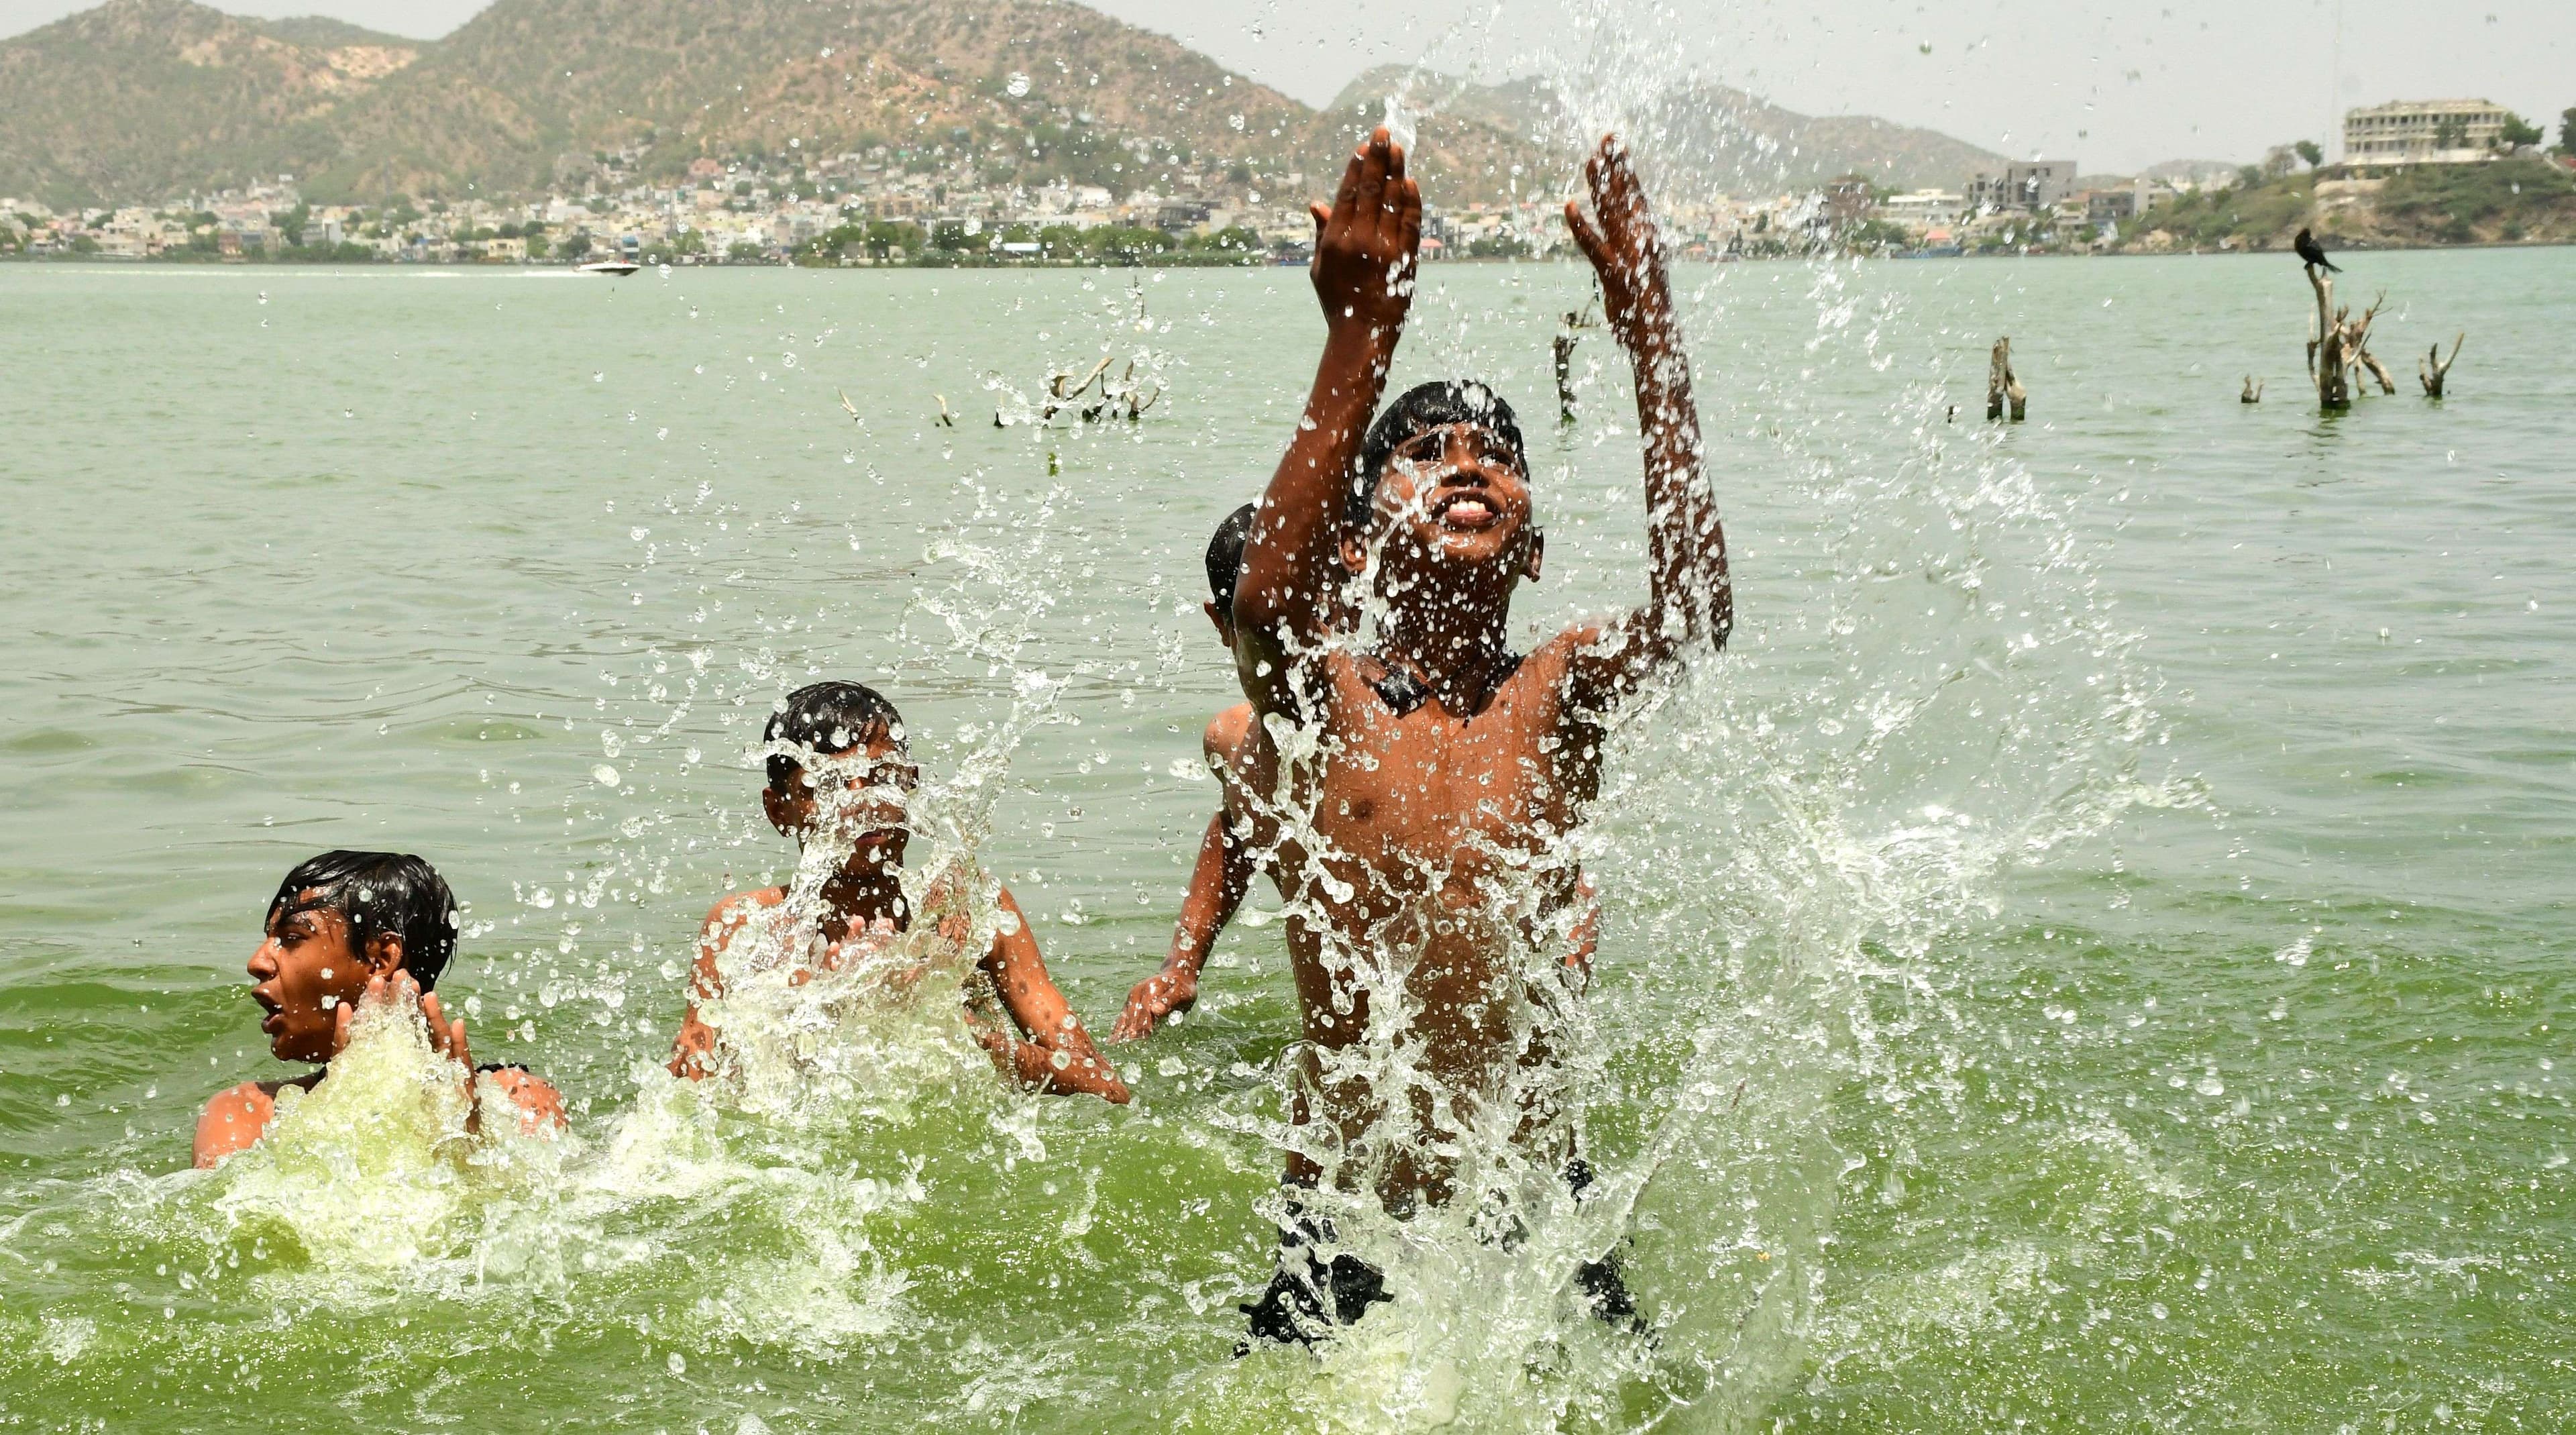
[
  {"left": 192, "top": 1077, "right": 302, "bottom": 1168},
  {"left": 700, "top": 885, "right": 788, "bottom": 933},
  {"left": 1202, "top": 702, "right": 1256, "bottom": 757}
]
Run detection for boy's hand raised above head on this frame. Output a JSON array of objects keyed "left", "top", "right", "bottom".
[
  {"left": 1234, "top": 127, "right": 1424, "bottom": 712},
  {"left": 1558, "top": 132, "right": 1731, "bottom": 706},
  {"left": 1309, "top": 127, "right": 1421, "bottom": 344},
  {"left": 1564, "top": 134, "right": 1678, "bottom": 362}
]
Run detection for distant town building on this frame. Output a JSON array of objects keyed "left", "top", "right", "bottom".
[
  {"left": 2084, "top": 189, "right": 2136, "bottom": 224},
  {"left": 2080, "top": 180, "right": 2172, "bottom": 225},
  {"left": 1968, "top": 160, "right": 2079, "bottom": 215},
  {"left": 1154, "top": 201, "right": 1210, "bottom": 233},
  {"left": 2343, "top": 99, "right": 2508, "bottom": 168},
  {"left": 1877, "top": 189, "right": 1965, "bottom": 226}
]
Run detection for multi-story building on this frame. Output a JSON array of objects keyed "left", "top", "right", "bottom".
[
  {"left": 2343, "top": 99, "right": 2509, "bottom": 167},
  {"left": 1967, "top": 160, "right": 2079, "bottom": 215}
]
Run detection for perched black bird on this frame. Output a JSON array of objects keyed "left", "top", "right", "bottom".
[{"left": 2294, "top": 227, "right": 2342, "bottom": 272}]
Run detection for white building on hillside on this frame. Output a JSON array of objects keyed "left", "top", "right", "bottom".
[{"left": 2343, "top": 99, "right": 2509, "bottom": 168}]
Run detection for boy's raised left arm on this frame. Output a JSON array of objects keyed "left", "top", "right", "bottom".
[{"left": 1558, "top": 134, "right": 1732, "bottom": 713}]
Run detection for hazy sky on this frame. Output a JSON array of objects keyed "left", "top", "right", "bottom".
[{"left": 3, "top": 0, "right": 2567, "bottom": 173}]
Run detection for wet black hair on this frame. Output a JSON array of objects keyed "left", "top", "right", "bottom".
[
  {"left": 1205, "top": 502, "right": 1257, "bottom": 612},
  {"left": 266, "top": 851, "right": 459, "bottom": 990},
  {"left": 765, "top": 680, "right": 905, "bottom": 792},
  {"left": 1350, "top": 380, "right": 1527, "bottom": 531}
]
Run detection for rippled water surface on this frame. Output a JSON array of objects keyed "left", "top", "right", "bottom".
[{"left": 1, "top": 250, "right": 2570, "bottom": 1431}]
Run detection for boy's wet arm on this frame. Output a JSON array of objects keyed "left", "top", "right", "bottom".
[
  {"left": 980, "top": 890, "right": 1076, "bottom": 1042},
  {"left": 1560, "top": 133, "right": 1732, "bottom": 713},
  {"left": 1233, "top": 129, "right": 1421, "bottom": 716},
  {"left": 667, "top": 895, "right": 749, "bottom": 1077},
  {"left": 980, "top": 888, "right": 1132, "bottom": 1102},
  {"left": 1110, "top": 807, "right": 1245, "bottom": 1041}
]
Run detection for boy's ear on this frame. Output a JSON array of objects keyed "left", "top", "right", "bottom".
[
  {"left": 1521, "top": 527, "right": 1545, "bottom": 582},
  {"left": 761, "top": 786, "right": 797, "bottom": 837},
  {"left": 1339, "top": 530, "right": 1369, "bottom": 574},
  {"left": 358, "top": 931, "right": 405, "bottom": 977},
  {"left": 1203, "top": 600, "right": 1234, "bottom": 646}
]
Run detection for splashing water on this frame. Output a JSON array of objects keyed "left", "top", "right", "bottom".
[{"left": 0, "top": 13, "right": 2254, "bottom": 1428}]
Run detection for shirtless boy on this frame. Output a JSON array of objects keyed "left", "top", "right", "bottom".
[
  {"left": 1224, "top": 129, "right": 1729, "bottom": 1338},
  {"left": 669, "top": 679, "right": 1129, "bottom": 1104},
  {"left": 195, "top": 850, "right": 566, "bottom": 1168},
  {"left": 1109, "top": 504, "right": 1263, "bottom": 1042},
  {"left": 1110, "top": 503, "right": 1597, "bottom": 1044}
]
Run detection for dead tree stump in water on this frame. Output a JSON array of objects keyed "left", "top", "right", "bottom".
[
  {"left": 1986, "top": 337, "right": 2027, "bottom": 421},
  {"left": 2241, "top": 376, "right": 2264, "bottom": 404},
  {"left": 2353, "top": 301, "right": 2398, "bottom": 395},
  {"left": 2420, "top": 333, "right": 2465, "bottom": 398},
  {"left": 1554, "top": 328, "right": 1579, "bottom": 423},
  {"left": 2304, "top": 266, "right": 2381, "bottom": 411}
]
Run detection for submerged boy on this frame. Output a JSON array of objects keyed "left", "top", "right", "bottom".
[
  {"left": 1110, "top": 503, "right": 1597, "bottom": 1044},
  {"left": 1223, "top": 130, "right": 1728, "bottom": 1336},
  {"left": 668, "top": 679, "right": 1129, "bottom": 1104},
  {"left": 195, "top": 851, "right": 566, "bottom": 1168}
]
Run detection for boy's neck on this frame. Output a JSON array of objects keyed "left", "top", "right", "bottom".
[
  {"left": 1375, "top": 601, "right": 1517, "bottom": 709},
  {"left": 812, "top": 863, "right": 907, "bottom": 934}
]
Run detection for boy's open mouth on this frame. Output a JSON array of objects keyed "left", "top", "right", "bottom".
[
  {"left": 1433, "top": 492, "right": 1497, "bottom": 531},
  {"left": 253, "top": 990, "right": 284, "bottom": 1033}
]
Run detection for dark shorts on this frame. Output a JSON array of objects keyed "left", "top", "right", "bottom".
[{"left": 1238, "top": 1159, "right": 1640, "bottom": 1350}]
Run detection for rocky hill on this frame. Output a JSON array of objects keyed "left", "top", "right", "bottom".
[
  {"left": 0, "top": 0, "right": 427, "bottom": 205},
  {"left": 1328, "top": 64, "right": 2008, "bottom": 195},
  {"left": 0, "top": 0, "right": 1562, "bottom": 207}
]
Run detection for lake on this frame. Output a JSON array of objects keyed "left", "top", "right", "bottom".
[{"left": 0, "top": 248, "right": 2569, "bottom": 1430}]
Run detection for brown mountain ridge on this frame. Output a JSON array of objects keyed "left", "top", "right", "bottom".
[
  {"left": 3, "top": 0, "right": 2008, "bottom": 210},
  {"left": 1, "top": 0, "right": 1564, "bottom": 207}
]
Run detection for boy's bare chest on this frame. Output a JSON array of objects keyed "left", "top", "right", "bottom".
[{"left": 1310, "top": 706, "right": 1566, "bottom": 867}]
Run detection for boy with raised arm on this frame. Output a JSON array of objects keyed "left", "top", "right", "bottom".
[
  {"left": 195, "top": 851, "right": 566, "bottom": 1168},
  {"left": 668, "top": 680, "right": 1128, "bottom": 1104},
  {"left": 1110, "top": 504, "right": 1599, "bottom": 1043},
  {"left": 1224, "top": 129, "right": 1728, "bottom": 1342}
]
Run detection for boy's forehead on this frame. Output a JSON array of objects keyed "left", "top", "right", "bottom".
[
  {"left": 268, "top": 891, "right": 342, "bottom": 932},
  {"left": 1391, "top": 421, "right": 1527, "bottom": 473}
]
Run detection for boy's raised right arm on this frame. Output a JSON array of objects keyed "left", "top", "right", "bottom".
[{"left": 1230, "top": 127, "right": 1421, "bottom": 718}]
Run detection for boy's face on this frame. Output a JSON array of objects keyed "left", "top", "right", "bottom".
[
  {"left": 248, "top": 896, "right": 397, "bottom": 1064},
  {"left": 764, "top": 730, "right": 918, "bottom": 872},
  {"left": 1350, "top": 422, "right": 1542, "bottom": 581}
]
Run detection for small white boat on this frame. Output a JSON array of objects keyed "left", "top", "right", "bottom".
[{"left": 577, "top": 258, "right": 641, "bottom": 276}]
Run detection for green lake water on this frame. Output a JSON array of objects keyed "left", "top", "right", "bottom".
[{"left": 0, "top": 248, "right": 2569, "bottom": 1430}]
